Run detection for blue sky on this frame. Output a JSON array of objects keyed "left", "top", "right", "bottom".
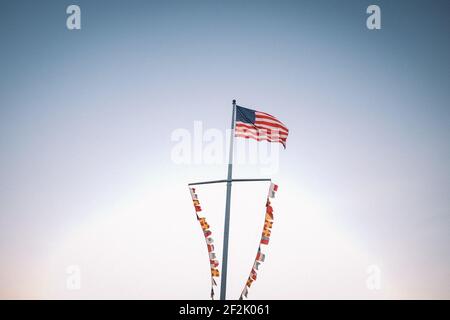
[{"left": 0, "top": 0, "right": 449, "bottom": 298}]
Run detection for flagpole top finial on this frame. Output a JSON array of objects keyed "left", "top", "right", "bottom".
[{"left": 232, "top": 99, "right": 236, "bottom": 105}]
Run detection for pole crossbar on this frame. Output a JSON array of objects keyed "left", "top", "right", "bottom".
[{"left": 188, "top": 178, "right": 271, "bottom": 186}]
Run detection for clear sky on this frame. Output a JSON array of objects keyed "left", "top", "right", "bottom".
[{"left": 0, "top": 0, "right": 449, "bottom": 299}]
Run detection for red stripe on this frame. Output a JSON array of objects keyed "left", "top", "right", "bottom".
[
  {"left": 236, "top": 130, "right": 287, "bottom": 140},
  {"left": 235, "top": 133, "right": 287, "bottom": 144},
  {"left": 235, "top": 135, "right": 286, "bottom": 146},
  {"left": 255, "top": 111, "right": 276, "bottom": 118},
  {"left": 236, "top": 122, "right": 288, "bottom": 133},
  {"left": 254, "top": 120, "right": 289, "bottom": 132},
  {"left": 255, "top": 113, "right": 286, "bottom": 126},
  {"left": 235, "top": 122, "right": 257, "bottom": 129},
  {"left": 236, "top": 122, "right": 289, "bottom": 135},
  {"left": 236, "top": 134, "right": 287, "bottom": 148},
  {"left": 253, "top": 124, "right": 289, "bottom": 136},
  {"left": 235, "top": 126, "right": 288, "bottom": 138}
]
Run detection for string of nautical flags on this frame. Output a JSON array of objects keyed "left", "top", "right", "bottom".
[
  {"left": 239, "top": 182, "right": 278, "bottom": 300},
  {"left": 189, "top": 187, "right": 220, "bottom": 300}
]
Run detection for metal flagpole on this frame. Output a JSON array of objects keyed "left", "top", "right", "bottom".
[{"left": 220, "top": 99, "right": 236, "bottom": 300}]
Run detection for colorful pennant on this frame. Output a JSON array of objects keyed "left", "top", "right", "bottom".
[
  {"left": 188, "top": 187, "right": 220, "bottom": 300},
  {"left": 239, "top": 182, "right": 278, "bottom": 300},
  {"left": 189, "top": 182, "right": 279, "bottom": 300}
]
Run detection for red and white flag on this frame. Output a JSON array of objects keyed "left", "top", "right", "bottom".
[{"left": 235, "top": 105, "right": 289, "bottom": 148}]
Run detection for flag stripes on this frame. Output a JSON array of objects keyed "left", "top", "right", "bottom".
[{"left": 235, "top": 105, "right": 289, "bottom": 148}]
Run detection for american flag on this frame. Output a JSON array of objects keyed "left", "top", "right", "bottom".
[{"left": 234, "top": 105, "right": 289, "bottom": 148}]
